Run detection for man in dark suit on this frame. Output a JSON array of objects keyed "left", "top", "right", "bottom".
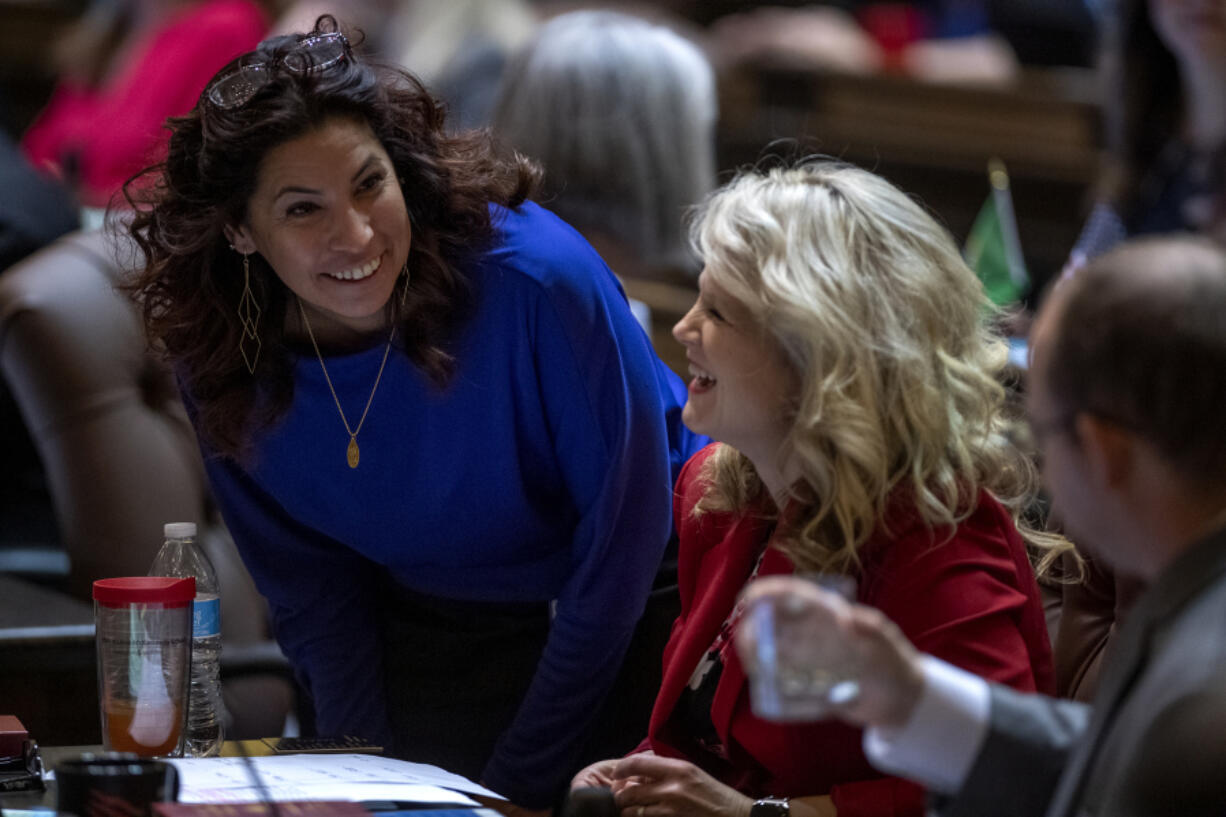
[{"left": 737, "top": 235, "right": 1226, "bottom": 817}]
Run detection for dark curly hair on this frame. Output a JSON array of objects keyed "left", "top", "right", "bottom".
[{"left": 124, "top": 16, "right": 539, "bottom": 460}]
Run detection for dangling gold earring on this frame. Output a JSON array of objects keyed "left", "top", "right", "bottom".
[
  {"left": 237, "top": 252, "right": 262, "bottom": 374},
  {"left": 398, "top": 262, "right": 411, "bottom": 308}
]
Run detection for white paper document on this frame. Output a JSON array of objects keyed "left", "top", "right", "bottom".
[{"left": 164, "top": 753, "right": 505, "bottom": 805}]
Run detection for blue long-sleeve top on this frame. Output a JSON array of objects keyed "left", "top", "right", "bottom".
[{"left": 193, "top": 202, "right": 706, "bottom": 806}]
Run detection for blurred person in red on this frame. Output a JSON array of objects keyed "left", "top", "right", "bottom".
[
  {"left": 709, "top": 1, "right": 1019, "bottom": 82},
  {"left": 22, "top": 0, "right": 270, "bottom": 209}
]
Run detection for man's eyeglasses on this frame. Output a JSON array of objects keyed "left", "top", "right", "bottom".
[{"left": 207, "top": 32, "right": 350, "bottom": 110}]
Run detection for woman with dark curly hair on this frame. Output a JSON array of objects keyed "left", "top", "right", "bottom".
[{"left": 125, "top": 16, "right": 703, "bottom": 809}]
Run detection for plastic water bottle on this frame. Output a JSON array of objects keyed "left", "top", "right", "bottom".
[{"left": 149, "top": 522, "right": 224, "bottom": 756}]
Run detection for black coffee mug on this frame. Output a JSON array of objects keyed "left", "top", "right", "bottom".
[{"left": 56, "top": 753, "right": 179, "bottom": 817}]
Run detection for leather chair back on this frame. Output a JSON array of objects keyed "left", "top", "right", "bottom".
[
  {"left": 0, "top": 228, "right": 274, "bottom": 651},
  {"left": 1053, "top": 552, "right": 1145, "bottom": 702}
]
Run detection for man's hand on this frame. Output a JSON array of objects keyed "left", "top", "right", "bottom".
[
  {"left": 734, "top": 575, "right": 926, "bottom": 729},
  {"left": 609, "top": 754, "right": 752, "bottom": 817}
]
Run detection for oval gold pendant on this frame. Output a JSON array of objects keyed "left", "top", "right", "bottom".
[{"left": 347, "top": 437, "right": 360, "bottom": 469}]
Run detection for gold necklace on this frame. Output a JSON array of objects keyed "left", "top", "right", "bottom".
[{"left": 296, "top": 297, "right": 395, "bottom": 469}]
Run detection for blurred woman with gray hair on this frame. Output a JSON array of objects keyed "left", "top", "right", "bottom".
[{"left": 494, "top": 10, "right": 716, "bottom": 282}]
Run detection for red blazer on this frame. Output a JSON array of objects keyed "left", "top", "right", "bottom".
[
  {"left": 647, "top": 445, "right": 1054, "bottom": 817},
  {"left": 21, "top": 0, "right": 268, "bottom": 207}
]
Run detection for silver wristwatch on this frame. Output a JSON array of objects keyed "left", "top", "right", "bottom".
[{"left": 750, "top": 797, "right": 790, "bottom": 817}]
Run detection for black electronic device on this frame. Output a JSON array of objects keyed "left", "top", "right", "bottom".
[
  {"left": 0, "top": 716, "right": 42, "bottom": 793},
  {"left": 562, "top": 787, "right": 617, "bottom": 817},
  {"left": 261, "top": 736, "right": 382, "bottom": 754}
]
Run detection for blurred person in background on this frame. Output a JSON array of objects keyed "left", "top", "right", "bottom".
[
  {"left": 272, "top": 0, "right": 537, "bottom": 129},
  {"left": 1055, "top": 0, "right": 1226, "bottom": 702},
  {"left": 1068, "top": 0, "right": 1226, "bottom": 267},
  {"left": 0, "top": 130, "right": 78, "bottom": 271},
  {"left": 493, "top": 10, "right": 716, "bottom": 284},
  {"left": 21, "top": 0, "right": 270, "bottom": 211},
  {"left": 710, "top": 1, "right": 1020, "bottom": 82},
  {"left": 572, "top": 161, "right": 1066, "bottom": 817},
  {"left": 389, "top": 0, "right": 538, "bottom": 131}
]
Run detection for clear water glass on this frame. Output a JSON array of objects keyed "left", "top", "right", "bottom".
[{"left": 745, "top": 573, "right": 859, "bottom": 722}]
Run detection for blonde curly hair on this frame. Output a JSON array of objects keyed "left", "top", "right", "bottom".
[{"left": 691, "top": 161, "right": 1066, "bottom": 576}]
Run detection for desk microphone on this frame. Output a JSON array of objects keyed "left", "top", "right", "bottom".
[
  {"left": 563, "top": 787, "right": 618, "bottom": 817},
  {"left": 234, "top": 739, "right": 282, "bottom": 817}
]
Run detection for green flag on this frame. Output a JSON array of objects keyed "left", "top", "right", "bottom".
[{"left": 965, "top": 159, "right": 1029, "bottom": 306}]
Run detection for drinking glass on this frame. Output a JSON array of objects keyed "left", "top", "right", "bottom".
[
  {"left": 93, "top": 577, "right": 194, "bottom": 757},
  {"left": 744, "top": 573, "right": 859, "bottom": 722}
]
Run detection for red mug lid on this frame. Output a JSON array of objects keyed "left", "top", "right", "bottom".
[{"left": 93, "top": 577, "right": 195, "bottom": 606}]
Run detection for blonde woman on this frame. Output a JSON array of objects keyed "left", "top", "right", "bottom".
[{"left": 572, "top": 161, "right": 1063, "bottom": 817}]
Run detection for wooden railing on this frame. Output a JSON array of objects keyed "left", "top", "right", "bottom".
[{"left": 716, "top": 63, "right": 1104, "bottom": 293}]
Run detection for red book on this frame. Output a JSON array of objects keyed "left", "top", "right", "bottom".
[{"left": 0, "top": 715, "right": 27, "bottom": 759}]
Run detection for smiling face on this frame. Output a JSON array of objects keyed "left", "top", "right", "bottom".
[
  {"left": 226, "top": 116, "right": 411, "bottom": 342},
  {"left": 672, "top": 270, "right": 795, "bottom": 466}
]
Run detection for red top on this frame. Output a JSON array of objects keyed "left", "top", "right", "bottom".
[
  {"left": 93, "top": 577, "right": 195, "bottom": 607},
  {"left": 21, "top": 0, "right": 269, "bottom": 208},
  {"left": 646, "top": 444, "right": 1054, "bottom": 817}
]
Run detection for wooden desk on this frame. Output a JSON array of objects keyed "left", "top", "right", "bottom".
[
  {"left": 5, "top": 744, "right": 507, "bottom": 816},
  {"left": 0, "top": 741, "right": 297, "bottom": 811},
  {"left": 0, "top": 573, "right": 99, "bottom": 746}
]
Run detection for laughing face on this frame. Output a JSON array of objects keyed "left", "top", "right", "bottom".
[
  {"left": 226, "top": 116, "right": 412, "bottom": 342},
  {"left": 672, "top": 270, "right": 795, "bottom": 465}
]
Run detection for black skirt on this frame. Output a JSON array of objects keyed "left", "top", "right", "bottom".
[{"left": 377, "top": 579, "right": 550, "bottom": 783}]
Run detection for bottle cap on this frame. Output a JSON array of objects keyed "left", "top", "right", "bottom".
[
  {"left": 164, "top": 522, "right": 197, "bottom": 538},
  {"left": 93, "top": 576, "right": 195, "bottom": 607}
]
